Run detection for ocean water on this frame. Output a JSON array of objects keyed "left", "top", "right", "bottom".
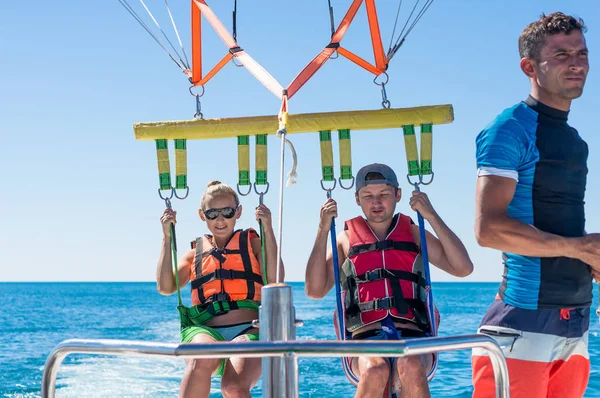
[{"left": 0, "top": 282, "right": 598, "bottom": 397}]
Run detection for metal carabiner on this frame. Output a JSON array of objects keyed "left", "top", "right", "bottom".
[
  {"left": 406, "top": 174, "right": 421, "bottom": 188},
  {"left": 338, "top": 176, "right": 355, "bottom": 190},
  {"left": 373, "top": 73, "right": 391, "bottom": 109},
  {"left": 253, "top": 182, "right": 270, "bottom": 196},
  {"left": 320, "top": 179, "right": 337, "bottom": 198},
  {"left": 237, "top": 183, "right": 252, "bottom": 197},
  {"left": 189, "top": 85, "right": 205, "bottom": 119},
  {"left": 158, "top": 187, "right": 174, "bottom": 202},
  {"left": 419, "top": 173, "right": 435, "bottom": 186},
  {"left": 174, "top": 186, "right": 190, "bottom": 200}
]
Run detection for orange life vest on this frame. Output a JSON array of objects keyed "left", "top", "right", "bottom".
[{"left": 190, "top": 228, "right": 263, "bottom": 307}]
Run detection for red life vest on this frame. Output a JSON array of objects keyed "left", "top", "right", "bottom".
[{"left": 341, "top": 214, "right": 429, "bottom": 332}]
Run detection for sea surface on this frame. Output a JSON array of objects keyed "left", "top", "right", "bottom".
[{"left": 1, "top": 282, "right": 598, "bottom": 397}]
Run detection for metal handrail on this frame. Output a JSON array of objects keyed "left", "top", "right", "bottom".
[{"left": 41, "top": 334, "right": 510, "bottom": 397}]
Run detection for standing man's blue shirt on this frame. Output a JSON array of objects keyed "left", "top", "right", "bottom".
[{"left": 476, "top": 96, "right": 591, "bottom": 310}]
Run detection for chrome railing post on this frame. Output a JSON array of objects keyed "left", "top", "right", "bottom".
[{"left": 259, "top": 283, "right": 298, "bottom": 398}]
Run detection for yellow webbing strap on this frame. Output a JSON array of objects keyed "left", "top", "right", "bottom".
[
  {"left": 402, "top": 125, "right": 420, "bottom": 177},
  {"left": 319, "top": 130, "right": 334, "bottom": 181},
  {"left": 255, "top": 134, "right": 268, "bottom": 186},
  {"left": 338, "top": 129, "right": 352, "bottom": 180},
  {"left": 155, "top": 139, "right": 172, "bottom": 191},
  {"left": 420, "top": 124, "right": 433, "bottom": 176},
  {"left": 174, "top": 139, "right": 187, "bottom": 190},
  {"left": 237, "top": 136, "right": 251, "bottom": 186}
]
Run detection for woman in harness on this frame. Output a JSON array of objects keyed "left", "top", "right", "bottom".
[{"left": 156, "top": 180, "right": 284, "bottom": 398}]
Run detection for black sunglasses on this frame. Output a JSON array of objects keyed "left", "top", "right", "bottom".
[{"left": 203, "top": 207, "right": 238, "bottom": 220}]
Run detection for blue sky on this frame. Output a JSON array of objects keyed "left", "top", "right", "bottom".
[{"left": 1, "top": 1, "right": 598, "bottom": 283}]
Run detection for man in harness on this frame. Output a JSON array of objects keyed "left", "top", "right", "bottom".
[{"left": 305, "top": 163, "right": 474, "bottom": 398}]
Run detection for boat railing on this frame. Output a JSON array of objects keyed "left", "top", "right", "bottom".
[{"left": 41, "top": 284, "right": 510, "bottom": 397}]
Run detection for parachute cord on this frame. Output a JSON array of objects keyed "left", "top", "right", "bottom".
[
  {"left": 233, "top": 0, "right": 238, "bottom": 42},
  {"left": 388, "top": 0, "right": 404, "bottom": 53},
  {"left": 138, "top": 0, "right": 190, "bottom": 69},
  {"left": 118, "top": 0, "right": 187, "bottom": 71},
  {"left": 403, "top": 0, "right": 435, "bottom": 41},
  {"left": 387, "top": 0, "right": 435, "bottom": 61},
  {"left": 163, "top": 0, "right": 190, "bottom": 69},
  {"left": 328, "top": 190, "right": 345, "bottom": 341},
  {"left": 327, "top": 0, "right": 335, "bottom": 38},
  {"left": 413, "top": 184, "right": 436, "bottom": 336}
]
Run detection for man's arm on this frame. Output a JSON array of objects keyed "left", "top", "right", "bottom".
[
  {"left": 305, "top": 199, "right": 346, "bottom": 299},
  {"left": 409, "top": 191, "right": 473, "bottom": 277},
  {"left": 475, "top": 175, "right": 577, "bottom": 257}
]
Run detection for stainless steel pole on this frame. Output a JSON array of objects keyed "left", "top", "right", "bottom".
[{"left": 259, "top": 283, "right": 298, "bottom": 398}]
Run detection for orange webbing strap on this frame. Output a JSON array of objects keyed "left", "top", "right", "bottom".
[
  {"left": 286, "top": 48, "right": 337, "bottom": 99},
  {"left": 191, "top": 1, "right": 202, "bottom": 82},
  {"left": 286, "top": 0, "right": 364, "bottom": 99},
  {"left": 286, "top": 0, "right": 389, "bottom": 99},
  {"left": 191, "top": 0, "right": 283, "bottom": 98},
  {"left": 365, "top": 0, "right": 386, "bottom": 71},
  {"left": 197, "top": 53, "right": 233, "bottom": 86},
  {"left": 337, "top": 47, "right": 381, "bottom": 76}
]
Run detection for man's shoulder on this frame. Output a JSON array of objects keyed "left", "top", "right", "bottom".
[{"left": 484, "top": 102, "right": 536, "bottom": 135}]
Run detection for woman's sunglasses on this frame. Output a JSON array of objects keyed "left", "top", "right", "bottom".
[{"left": 203, "top": 207, "right": 238, "bottom": 220}]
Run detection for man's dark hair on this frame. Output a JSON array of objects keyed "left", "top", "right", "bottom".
[{"left": 519, "top": 12, "right": 587, "bottom": 60}]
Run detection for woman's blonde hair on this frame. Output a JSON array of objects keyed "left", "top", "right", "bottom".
[{"left": 200, "top": 181, "right": 240, "bottom": 210}]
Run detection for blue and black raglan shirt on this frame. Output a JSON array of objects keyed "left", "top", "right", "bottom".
[{"left": 476, "top": 96, "right": 592, "bottom": 310}]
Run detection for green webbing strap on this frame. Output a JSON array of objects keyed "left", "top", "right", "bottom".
[
  {"left": 260, "top": 223, "right": 268, "bottom": 285},
  {"left": 255, "top": 134, "right": 268, "bottom": 186},
  {"left": 237, "top": 135, "right": 251, "bottom": 186},
  {"left": 420, "top": 123, "right": 433, "bottom": 176},
  {"left": 319, "top": 130, "right": 335, "bottom": 181},
  {"left": 402, "top": 124, "right": 434, "bottom": 179},
  {"left": 170, "top": 223, "right": 183, "bottom": 307},
  {"left": 174, "top": 139, "right": 188, "bottom": 190},
  {"left": 338, "top": 129, "right": 353, "bottom": 180},
  {"left": 402, "top": 125, "right": 420, "bottom": 177},
  {"left": 156, "top": 139, "right": 172, "bottom": 191}
]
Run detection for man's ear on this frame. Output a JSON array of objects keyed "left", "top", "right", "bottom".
[
  {"left": 198, "top": 209, "right": 206, "bottom": 221},
  {"left": 236, "top": 205, "right": 242, "bottom": 219},
  {"left": 520, "top": 57, "right": 536, "bottom": 79},
  {"left": 396, "top": 188, "right": 402, "bottom": 203},
  {"left": 355, "top": 192, "right": 360, "bottom": 206}
]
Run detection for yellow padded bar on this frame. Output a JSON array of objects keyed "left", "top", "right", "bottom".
[{"left": 134, "top": 105, "right": 454, "bottom": 141}]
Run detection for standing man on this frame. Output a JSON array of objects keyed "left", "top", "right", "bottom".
[{"left": 472, "top": 12, "right": 600, "bottom": 398}]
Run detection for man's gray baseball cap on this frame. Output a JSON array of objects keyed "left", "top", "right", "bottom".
[{"left": 355, "top": 163, "right": 399, "bottom": 192}]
